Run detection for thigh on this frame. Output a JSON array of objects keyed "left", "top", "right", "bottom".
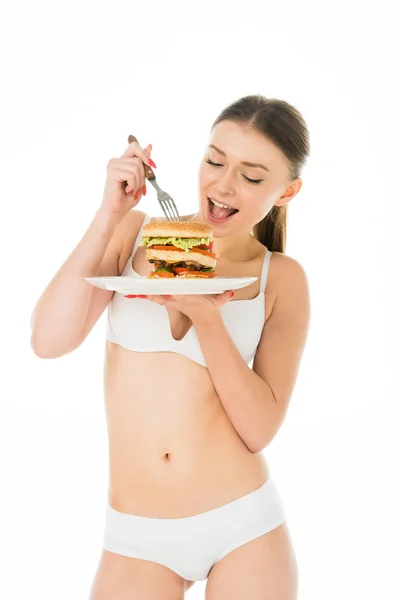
[
  {"left": 89, "top": 549, "right": 187, "bottom": 600},
  {"left": 205, "top": 523, "right": 298, "bottom": 600}
]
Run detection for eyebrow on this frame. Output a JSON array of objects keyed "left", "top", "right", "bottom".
[{"left": 208, "top": 144, "right": 270, "bottom": 172}]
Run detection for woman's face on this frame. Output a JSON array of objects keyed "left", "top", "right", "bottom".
[{"left": 198, "top": 120, "right": 300, "bottom": 236}]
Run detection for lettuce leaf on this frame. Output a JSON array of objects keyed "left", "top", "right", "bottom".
[{"left": 139, "top": 236, "right": 211, "bottom": 252}]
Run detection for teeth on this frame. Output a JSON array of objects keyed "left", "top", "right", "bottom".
[{"left": 209, "top": 197, "right": 236, "bottom": 210}]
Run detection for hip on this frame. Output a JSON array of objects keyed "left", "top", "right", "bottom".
[{"left": 103, "top": 476, "right": 286, "bottom": 582}]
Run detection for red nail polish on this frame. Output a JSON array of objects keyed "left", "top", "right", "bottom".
[
  {"left": 138, "top": 294, "right": 147, "bottom": 298},
  {"left": 229, "top": 291, "right": 235, "bottom": 298},
  {"left": 148, "top": 158, "right": 157, "bottom": 168},
  {"left": 125, "top": 294, "right": 137, "bottom": 298},
  {"left": 134, "top": 191, "right": 139, "bottom": 200},
  {"left": 164, "top": 294, "right": 173, "bottom": 298},
  {"left": 142, "top": 184, "right": 146, "bottom": 196}
]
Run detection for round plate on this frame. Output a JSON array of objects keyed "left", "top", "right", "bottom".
[{"left": 84, "top": 275, "right": 258, "bottom": 295}]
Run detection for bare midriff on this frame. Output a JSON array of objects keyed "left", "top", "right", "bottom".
[{"left": 104, "top": 341, "right": 270, "bottom": 518}]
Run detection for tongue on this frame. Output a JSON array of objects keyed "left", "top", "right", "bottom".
[{"left": 211, "top": 203, "right": 237, "bottom": 219}]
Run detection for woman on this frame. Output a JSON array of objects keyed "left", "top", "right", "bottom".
[{"left": 31, "top": 95, "right": 311, "bottom": 600}]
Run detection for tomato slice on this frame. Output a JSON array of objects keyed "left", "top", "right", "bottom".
[
  {"left": 171, "top": 267, "right": 194, "bottom": 274},
  {"left": 198, "top": 242, "right": 215, "bottom": 251},
  {"left": 148, "top": 270, "right": 175, "bottom": 278},
  {"left": 151, "top": 245, "right": 182, "bottom": 252},
  {"left": 192, "top": 247, "right": 218, "bottom": 258},
  {"left": 171, "top": 267, "right": 217, "bottom": 278}
]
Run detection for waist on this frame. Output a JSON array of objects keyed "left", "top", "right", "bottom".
[
  {"left": 103, "top": 342, "right": 270, "bottom": 516},
  {"left": 107, "top": 446, "right": 269, "bottom": 518}
]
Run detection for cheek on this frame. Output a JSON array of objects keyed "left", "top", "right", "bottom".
[
  {"left": 198, "top": 163, "right": 213, "bottom": 189},
  {"left": 243, "top": 192, "right": 273, "bottom": 221}
]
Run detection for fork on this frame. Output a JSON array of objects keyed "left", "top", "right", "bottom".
[{"left": 127, "top": 135, "right": 181, "bottom": 221}]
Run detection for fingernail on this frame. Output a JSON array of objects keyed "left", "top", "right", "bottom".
[
  {"left": 164, "top": 294, "right": 172, "bottom": 298},
  {"left": 134, "top": 191, "right": 139, "bottom": 200},
  {"left": 142, "top": 184, "right": 146, "bottom": 196},
  {"left": 124, "top": 294, "right": 137, "bottom": 298},
  {"left": 148, "top": 158, "right": 157, "bottom": 168},
  {"left": 228, "top": 291, "right": 235, "bottom": 298},
  {"left": 148, "top": 144, "right": 152, "bottom": 150},
  {"left": 138, "top": 294, "right": 147, "bottom": 298}
]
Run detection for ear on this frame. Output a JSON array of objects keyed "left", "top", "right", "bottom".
[{"left": 275, "top": 178, "right": 303, "bottom": 207}]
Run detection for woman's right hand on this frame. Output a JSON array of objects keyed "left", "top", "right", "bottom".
[{"left": 100, "top": 140, "right": 156, "bottom": 218}]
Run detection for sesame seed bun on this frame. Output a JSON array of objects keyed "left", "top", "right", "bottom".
[{"left": 142, "top": 219, "right": 213, "bottom": 239}]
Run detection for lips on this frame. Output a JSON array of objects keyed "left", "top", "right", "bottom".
[
  {"left": 206, "top": 197, "right": 239, "bottom": 222},
  {"left": 208, "top": 196, "right": 238, "bottom": 211}
]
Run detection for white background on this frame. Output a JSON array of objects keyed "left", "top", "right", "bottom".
[{"left": 1, "top": 1, "right": 399, "bottom": 598}]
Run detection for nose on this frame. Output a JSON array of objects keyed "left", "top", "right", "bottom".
[{"left": 213, "top": 168, "right": 236, "bottom": 196}]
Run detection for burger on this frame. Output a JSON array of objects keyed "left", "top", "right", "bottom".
[{"left": 138, "top": 220, "right": 217, "bottom": 278}]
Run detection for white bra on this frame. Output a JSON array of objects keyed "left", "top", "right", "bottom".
[{"left": 106, "top": 214, "right": 272, "bottom": 367}]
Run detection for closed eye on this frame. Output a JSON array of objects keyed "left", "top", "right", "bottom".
[
  {"left": 205, "top": 159, "right": 263, "bottom": 185},
  {"left": 206, "top": 158, "right": 223, "bottom": 167},
  {"left": 243, "top": 175, "right": 263, "bottom": 184}
]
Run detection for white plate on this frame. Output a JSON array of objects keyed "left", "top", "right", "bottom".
[{"left": 84, "top": 275, "right": 258, "bottom": 295}]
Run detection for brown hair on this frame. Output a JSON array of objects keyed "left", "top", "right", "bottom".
[{"left": 211, "top": 95, "right": 310, "bottom": 253}]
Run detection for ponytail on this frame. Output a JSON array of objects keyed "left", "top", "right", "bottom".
[{"left": 253, "top": 204, "right": 287, "bottom": 253}]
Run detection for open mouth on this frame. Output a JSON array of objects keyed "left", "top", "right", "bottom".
[{"left": 207, "top": 197, "right": 239, "bottom": 221}]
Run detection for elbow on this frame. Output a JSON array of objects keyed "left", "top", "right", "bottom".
[
  {"left": 247, "top": 400, "right": 284, "bottom": 453},
  {"left": 30, "top": 334, "right": 58, "bottom": 359},
  {"left": 30, "top": 331, "right": 81, "bottom": 359},
  {"left": 245, "top": 426, "right": 279, "bottom": 454},
  {"left": 242, "top": 433, "right": 266, "bottom": 454},
  {"left": 31, "top": 343, "right": 57, "bottom": 360},
  {"left": 245, "top": 439, "right": 266, "bottom": 454},
  {"left": 245, "top": 436, "right": 272, "bottom": 454}
]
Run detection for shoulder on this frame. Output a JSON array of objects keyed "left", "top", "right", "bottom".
[
  {"left": 267, "top": 251, "right": 311, "bottom": 326},
  {"left": 121, "top": 208, "right": 148, "bottom": 230},
  {"left": 116, "top": 209, "right": 148, "bottom": 270},
  {"left": 116, "top": 209, "right": 149, "bottom": 244},
  {"left": 270, "top": 251, "right": 309, "bottom": 287}
]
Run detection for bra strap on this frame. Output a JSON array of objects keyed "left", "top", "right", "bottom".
[
  {"left": 259, "top": 248, "right": 272, "bottom": 292},
  {"left": 131, "top": 213, "right": 152, "bottom": 255}
]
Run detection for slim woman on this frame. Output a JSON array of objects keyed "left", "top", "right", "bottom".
[{"left": 31, "top": 95, "right": 311, "bottom": 600}]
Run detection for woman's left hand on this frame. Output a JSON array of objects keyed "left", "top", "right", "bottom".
[{"left": 124, "top": 289, "right": 235, "bottom": 322}]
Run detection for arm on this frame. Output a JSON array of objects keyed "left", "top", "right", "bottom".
[
  {"left": 30, "top": 208, "right": 145, "bottom": 358},
  {"left": 194, "top": 256, "right": 311, "bottom": 453}
]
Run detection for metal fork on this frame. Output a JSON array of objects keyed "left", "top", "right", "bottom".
[{"left": 127, "top": 135, "right": 181, "bottom": 221}]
